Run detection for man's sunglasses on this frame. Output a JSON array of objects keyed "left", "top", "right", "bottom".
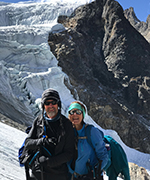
[
  {"left": 69, "top": 109, "right": 82, "bottom": 115},
  {"left": 44, "top": 100, "right": 58, "bottom": 106}
]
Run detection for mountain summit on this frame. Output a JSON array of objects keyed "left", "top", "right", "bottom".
[{"left": 124, "top": 7, "right": 150, "bottom": 43}]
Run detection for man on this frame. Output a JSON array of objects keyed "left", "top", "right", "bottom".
[{"left": 25, "top": 88, "right": 75, "bottom": 180}]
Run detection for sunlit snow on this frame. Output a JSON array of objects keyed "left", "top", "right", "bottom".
[{"left": 0, "top": 122, "right": 26, "bottom": 180}]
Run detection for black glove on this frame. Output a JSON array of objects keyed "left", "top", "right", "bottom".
[
  {"left": 39, "top": 156, "right": 48, "bottom": 165},
  {"left": 36, "top": 137, "right": 44, "bottom": 146},
  {"left": 44, "top": 137, "right": 57, "bottom": 146}
]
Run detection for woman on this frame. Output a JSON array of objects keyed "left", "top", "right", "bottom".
[{"left": 67, "top": 101, "right": 108, "bottom": 180}]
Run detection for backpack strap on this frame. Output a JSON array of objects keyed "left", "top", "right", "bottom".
[
  {"left": 75, "top": 124, "right": 94, "bottom": 147},
  {"left": 78, "top": 136, "right": 87, "bottom": 139},
  {"left": 84, "top": 124, "right": 104, "bottom": 179},
  {"left": 84, "top": 124, "right": 95, "bottom": 150}
]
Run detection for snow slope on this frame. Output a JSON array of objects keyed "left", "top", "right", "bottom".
[{"left": 0, "top": 122, "right": 26, "bottom": 180}]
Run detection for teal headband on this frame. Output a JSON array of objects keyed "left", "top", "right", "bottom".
[{"left": 68, "top": 103, "right": 86, "bottom": 119}]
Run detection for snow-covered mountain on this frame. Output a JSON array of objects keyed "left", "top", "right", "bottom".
[{"left": 0, "top": 0, "right": 150, "bottom": 179}]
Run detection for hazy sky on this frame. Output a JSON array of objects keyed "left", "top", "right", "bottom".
[{"left": 0, "top": 0, "right": 150, "bottom": 22}]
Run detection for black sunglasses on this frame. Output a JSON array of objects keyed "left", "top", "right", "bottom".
[
  {"left": 44, "top": 100, "right": 58, "bottom": 106},
  {"left": 69, "top": 109, "right": 82, "bottom": 115}
]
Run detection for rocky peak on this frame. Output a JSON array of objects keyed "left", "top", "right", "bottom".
[
  {"left": 124, "top": 7, "right": 140, "bottom": 25},
  {"left": 147, "top": 14, "right": 150, "bottom": 27},
  {"left": 124, "top": 7, "right": 150, "bottom": 43}
]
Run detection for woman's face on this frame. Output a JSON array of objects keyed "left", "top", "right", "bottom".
[{"left": 69, "top": 108, "right": 83, "bottom": 127}]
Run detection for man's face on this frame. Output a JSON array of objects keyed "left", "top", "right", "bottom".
[{"left": 44, "top": 99, "right": 58, "bottom": 118}]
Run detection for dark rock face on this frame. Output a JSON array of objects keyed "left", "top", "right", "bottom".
[{"left": 48, "top": 0, "right": 150, "bottom": 153}]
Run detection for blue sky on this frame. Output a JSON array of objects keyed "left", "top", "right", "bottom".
[
  {"left": 117, "top": 0, "right": 150, "bottom": 22},
  {"left": 0, "top": 0, "right": 150, "bottom": 22}
]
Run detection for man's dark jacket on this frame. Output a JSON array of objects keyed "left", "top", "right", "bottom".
[{"left": 25, "top": 114, "right": 75, "bottom": 179}]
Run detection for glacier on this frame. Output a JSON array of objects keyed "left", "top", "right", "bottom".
[
  {"left": 0, "top": 0, "right": 150, "bottom": 179},
  {"left": 0, "top": 0, "right": 90, "bottom": 124}
]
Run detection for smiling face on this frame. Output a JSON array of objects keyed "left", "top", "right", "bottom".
[{"left": 69, "top": 108, "right": 83, "bottom": 130}]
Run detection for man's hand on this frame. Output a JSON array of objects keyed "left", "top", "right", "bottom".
[
  {"left": 36, "top": 138, "right": 44, "bottom": 146},
  {"left": 39, "top": 156, "right": 48, "bottom": 165}
]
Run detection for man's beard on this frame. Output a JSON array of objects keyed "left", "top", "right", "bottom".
[{"left": 46, "top": 108, "right": 58, "bottom": 118}]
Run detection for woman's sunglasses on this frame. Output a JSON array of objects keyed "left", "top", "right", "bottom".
[
  {"left": 69, "top": 109, "right": 82, "bottom": 115},
  {"left": 44, "top": 100, "right": 58, "bottom": 106}
]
